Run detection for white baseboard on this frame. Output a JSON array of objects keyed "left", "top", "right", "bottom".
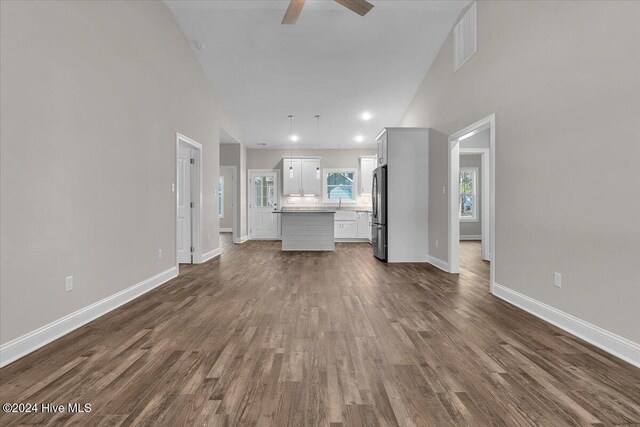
[
  {"left": 493, "top": 283, "right": 640, "bottom": 368},
  {"left": 334, "top": 238, "right": 371, "bottom": 243},
  {"left": 0, "top": 266, "right": 179, "bottom": 368},
  {"left": 200, "top": 247, "right": 221, "bottom": 263},
  {"left": 233, "top": 235, "right": 248, "bottom": 244},
  {"left": 428, "top": 255, "right": 450, "bottom": 272},
  {"left": 460, "top": 235, "right": 482, "bottom": 241},
  {"left": 219, "top": 228, "right": 232, "bottom": 233}
]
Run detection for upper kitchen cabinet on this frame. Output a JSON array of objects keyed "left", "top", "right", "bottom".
[
  {"left": 282, "top": 157, "right": 320, "bottom": 195},
  {"left": 301, "top": 158, "right": 321, "bottom": 195},
  {"left": 359, "top": 156, "right": 377, "bottom": 195},
  {"left": 283, "top": 158, "right": 302, "bottom": 195},
  {"left": 377, "top": 131, "right": 388, "bottom": 166}
]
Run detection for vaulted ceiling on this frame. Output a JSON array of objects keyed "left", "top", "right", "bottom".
[{"left": 165, "top": 0, "right": 468, "bottom": 148}]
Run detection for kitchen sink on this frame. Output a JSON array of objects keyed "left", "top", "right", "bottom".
[{"left": 334, "top": 210, "right": 358, "bottom": 221}]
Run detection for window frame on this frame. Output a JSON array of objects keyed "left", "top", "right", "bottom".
[
  {"left": 459, "top": 167, "right": 478, "bottom": 222},
  {"left": 323, "top": 168, "right": 358, "bottom": 204},
  {"left": 218, "top": 176, "right": 224, "bottom": 218}
]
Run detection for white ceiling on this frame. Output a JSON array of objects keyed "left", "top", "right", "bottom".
[{"left": 165, "top": 0, "right": 468, "bottom": 148}]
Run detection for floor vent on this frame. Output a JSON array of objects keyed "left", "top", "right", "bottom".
[{"left": 453, "top": 2, "right": 477, "bottom": 71}]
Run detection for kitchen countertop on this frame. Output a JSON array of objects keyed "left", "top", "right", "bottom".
[
  {"left": 278, "top": 207, "right": 372, "bottom": 213},
  {"left": 274, "top": 209, "right": 336, "bottom": 214}
]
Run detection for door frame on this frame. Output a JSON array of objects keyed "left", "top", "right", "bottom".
[
  {"left": 176, "top": 133, "right": 203, "bottom": 267},
  {"left": 219, "top": 165, "right": 238, "bottom": 243},
  {"left": 248, "top": 169, "right": 280, "bottom": 240},
  {"left": 459, "top": 148, "right": 490, "bottom": 261},
  {"left": 447, "top": 114, "right": 496, "bottom": 292}
]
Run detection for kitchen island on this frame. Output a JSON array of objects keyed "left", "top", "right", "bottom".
[{"left": 275, "top": 209, "right": 336, "bottom": 251}]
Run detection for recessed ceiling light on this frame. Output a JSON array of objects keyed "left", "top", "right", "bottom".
[
  {"left": 361, "top": 111, "right": 372, "bottom": 121},
  {"left": 290, "top": 135, "right": 299, "bottom": 142},
  {"left": 354, "top": 135, "right": 364, "bottom": 142}
]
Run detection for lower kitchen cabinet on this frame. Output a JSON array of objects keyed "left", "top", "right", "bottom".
[
  {"left": 356, "top": 212, "right": 371, "bottom": 239},
  {"left": 334, "top": 211, "right": 372, "bottom": 241}
]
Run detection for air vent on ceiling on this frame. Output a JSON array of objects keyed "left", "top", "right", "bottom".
[{"left": 453, "top": 2, "right": 477, "bottom": 72}]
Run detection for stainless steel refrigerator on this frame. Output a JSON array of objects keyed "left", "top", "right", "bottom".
[{"left": 372, "top": 165, "right": 387, "bottom": 261}]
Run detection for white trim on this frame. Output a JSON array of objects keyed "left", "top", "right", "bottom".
[
  {"left": 460, "top": 235, "right": 482, "bottom": 240},
  {"left": 218, "top": 175, "right": 224, "bottom": 219},
  {"left": 448, "top": 114, "right": 496, "bottom": 294},
  {"left": 493, "top": 283, "right": 640, "bottom": 368},
  {"left": 233, "top": 235, "right": 249, "bottom": 244},
  {"left": 428, "top": 255, "right": 450, "bottom": 272},
  {"left": 220, "top": 228, "right": 233, "bottom": 233},
  {"left": 334, "top": 238, "right": 370, "bottom": 243},
  {"left": 0, "top": 267, "right": 178, "bottom": 368},
  {"left": 220, "top": 165, "right": 238, "bottom": 242},
  {"left": 200, "top": 247, "right": 221, "bottom": 263},
  {"left": 176, "top": 133, "right": 203, "bottom": 266}
]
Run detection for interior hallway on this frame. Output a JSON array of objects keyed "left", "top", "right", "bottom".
[{"left": 1, "top": 235, "right": 638, "bottom": 426}]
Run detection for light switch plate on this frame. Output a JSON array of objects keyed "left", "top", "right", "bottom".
[
  {"left": 65, "top": 276, "right": 73, "bottom": 292},
  {"left": 554, "top": 272, "right": 562, "bottom": 288}
]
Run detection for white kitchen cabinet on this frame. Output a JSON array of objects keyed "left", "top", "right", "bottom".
[
  {"left": 377, "top": 132, "right": 387, "bottom": 166},
  {"left": 335, "top": 221, "right": 357, "bottom": 238},
  {"left": 283, "top": 158, "right": 302, "bottom": 195},
  {"left": 301, "top": 158, "right": 321, "bottom": 195},
  {"left": 282, "top": 157, "right": 320, "bottom": 195},
  {"left": 359, "top": 156, "right": 376, "bottom": 195},
  {"left": 356, "top": 212, "right": 371, "bottom": 239}
]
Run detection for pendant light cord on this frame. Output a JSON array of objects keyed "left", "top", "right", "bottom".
[{"left": 288, "top": 115, "right": 294, "bottom": 169}]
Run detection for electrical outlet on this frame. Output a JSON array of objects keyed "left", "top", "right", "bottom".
[
  {"left": 207, "top": 234, "right": 212, "bottom": 242},
  {"left": 65, "top": 276, "right": 73, "bottom": 292},
  {"left": 554, "top": 272, "right": 562, "bottom": 288},
  {"left": 171, "top": 183, "right": 175, "bottom": 192},
  {"left": 158, "top": 249, "right": 163, "bottom": 260},
  {"left": 435, "top": 239, "right": 439, "bottom": 247},
  {"left": 442, "top": 186, "right": 446, "bottom": 194}
]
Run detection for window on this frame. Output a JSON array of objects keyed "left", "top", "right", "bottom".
[
  {"left": 323, "top": 168, "right": 357, "bottom": 203},
  {"left": 459, "top": 167, "right": 477, "bottom": 221},
  {"left": 218, "top": 176, "right": 224, "bottom": 218},
  {"left": 453, "top": 2, "right": 477, "bottom": 71},
  {"left": 253, "top": 175, "right": 275, "bottom": 207}
]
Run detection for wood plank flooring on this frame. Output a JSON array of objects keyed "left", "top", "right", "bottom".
[{"left": 1, "top": 235, "right": 639, "bottom": 426}]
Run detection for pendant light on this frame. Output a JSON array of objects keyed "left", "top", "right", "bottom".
[
  {"left": 315, "top": 115, "right": 321, "bottom": 178},
  {"left": 288, "top": 115, "right": 294, "bottom": 178}
]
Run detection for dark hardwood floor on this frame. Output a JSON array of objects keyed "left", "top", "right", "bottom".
[{"left": 1, "top": 234, "right": 638, "bottom": 426}]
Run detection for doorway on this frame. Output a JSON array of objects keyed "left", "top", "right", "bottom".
[
  {"left": 448, "top": 114, "right": 495, "bottom": 291},
  {"left": 176, "top": 133, "right": 202, "bottom": 265},
  {"left": 248, "top": 170, "right": 279, "bottom": 240}
]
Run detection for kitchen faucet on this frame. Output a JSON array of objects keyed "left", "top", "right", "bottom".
[{"left": 338, "top": 197, "right": 342, "bottom": 209}]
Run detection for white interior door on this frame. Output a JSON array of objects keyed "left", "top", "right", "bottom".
[
  {"left": 177, "top": 144, "right": 192, "bottom": 263},
  {"left": 249, "top": 171, "right": 278, "bottom": 239}
]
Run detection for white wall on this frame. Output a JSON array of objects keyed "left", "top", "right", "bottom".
[
  {"left": 220, "top": 143, "right": 248, "bottom": 239},
  {"left": 246, "top": 148, "right": 377, "bottom": 207},
  {"left": 428, "top": 132, "right": 449, "bottom": 263},
  {"left": 219, "top": 167, "right": 234, "bottom": 230},
  {"left": 0, "top": 1, "right": 237, "bottom": 344},
  {"left": 400, "top": 1, "right": 640, "bottom": 343}
]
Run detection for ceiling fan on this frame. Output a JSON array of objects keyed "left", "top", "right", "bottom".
[{"left": 282, "top": 0, "right": 374, "bottom": 25}]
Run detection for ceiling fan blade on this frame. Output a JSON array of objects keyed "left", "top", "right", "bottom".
[
  {"left": 282, "top": 0, "right": 306, "bottom": 25},
  {"left": 334, "top": 0, "right": 374, "bottom": 16}
]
